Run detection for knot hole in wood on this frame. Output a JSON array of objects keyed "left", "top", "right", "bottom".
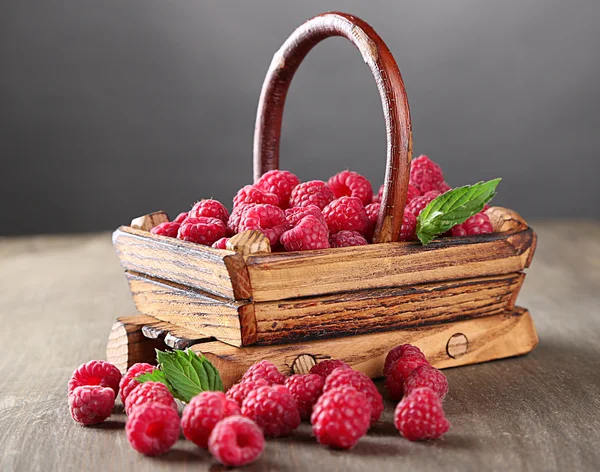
[{"left": 447, "top": 333, "right": 469, "bottom": 359}]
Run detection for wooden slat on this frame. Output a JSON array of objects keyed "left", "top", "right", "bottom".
[{"left": 106, "top": 315, "right": 164, "bottom": 372}]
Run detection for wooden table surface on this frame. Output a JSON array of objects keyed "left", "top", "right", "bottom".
[{"left": 1, "top": 221, "right": 599, "bottom": 472}]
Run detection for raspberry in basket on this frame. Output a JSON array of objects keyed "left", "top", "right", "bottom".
[
  {"left": 228, "top": 204, "right": 253, "bottom": 234},
  {"left": 385, "top": 354, "right": 430, "bottom": 401},
  {"left": 255, "top": 169, "right": 301, "bottom": 209},
  {"left": 241, "top": 360, "right": 286, "bottom": 385},
  {"left": 309, "top": 359, "right": 351, "bottom": 378},
  {"left": 119, "top": 363, "right": 156, "bottom": 404},
  {"left": 241, "top": 385, "right": 301, "bottom": 437},
  {"left": 189, "top": 199, "right": 229, "bottom": 223},
  {"left": 280, "top": 214, "right": 330, "bottom": 251},
  {"left": 233, "top": 185, "right": 279, "bottom": 209},
  {"left": 68, "top": 360, "right": 122, "bottom": 396},
  {"left": 329, "top": 230, "right": 368, "bottom": 248},
  {"left": 150, "top": 221, "right": 180, "bottom": 238},
  {"left": 208, "top": 416, "right": 265, "bottom": 467},
  {"left": 238, "top": 204, "right": 289, "bottom": 247},
  {"left": 226, "top": 379, "right": 270, "bottom": 407},
  {"left": 126, "top": 402, "right": 180, "bottom": 456},
  {"left": 284, "top": 204, "right": 325, "bottom": 227},
  {"left": 394, "top": 387, "right": 450, "bottom": 441},
  {"left": 328, "top": 170, "right": 373, "bottom": 206},
  {"left": 383, "top": 344, "right": 426, "bottom": 377},
  {"left": 124, "top": 381, "right": 177, "bottom": 416},
  {"left": 410, "top": 155, "right": 445, "bottom": 194},
  {"left": 404, "top": 365, "right": 449, "bottom": 400},
  {"left": 173, "top": 212, "right": 189, "bottom": 224},
  {"left": 211, "top": 237, "right": 230, "bottom": 249},
  {"left": 405, "top": 191, "right": 440, "bottom": 217},
  {"left": 69, "top": 385, "right": 115, "bottom": 425},
  {"left": 289, "top": 180, "right": 335, "bottom": 210},
  {"left": 177, "top": 216, "right": 227, "bottom": 246},
  {"left": 285, "top": 374, "right": 325, "bottom": 419},
  {"left": 451, "top": 212, "right": 493, "bottom": 236},
  {"left": 322, "top": 196, "right": 368, "bottom": 235}
]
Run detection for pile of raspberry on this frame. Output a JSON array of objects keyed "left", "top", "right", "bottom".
[{"left": 149, "top": 156, "right": 494, "bottom": 251}]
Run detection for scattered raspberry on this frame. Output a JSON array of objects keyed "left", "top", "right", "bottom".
[
  {"left": 119, "top": 363, "right": 156, "bottom": 404},
  {"left": 69, "top": 386, "right": 115, "bottom": 425},
  {"left": 284, "top": 204, "right": 325, "bottom": 227},
  {"left": 150, "top": 221, "right": 180, "bottom": 238},
  {"left": 228, "top": 203, "right": 254, "bottom": 234},
  {"left": 324, "top": 368, "right": 383, "bottom": 426},
  {"left": 311, "top": 386, "right": 371, "bottom": 449},
  {"left": 404, "top": 365, "right": 449, "bottom": 400},
  {"left": 284, "top": 374, "right": 325, "bottom": 419},
  {"left": 451, "top": 212, "right": 493, "bottom": 237},
  {"left": 238, "top": 204, "right": 288, "bottom": 247},
  {"left": 189, "top": 199, "right": 229, "bottom": 223},
  {"left": 383, "top": 344, "right": 426, "bottom": 377},
  {"left": 399, "top": 210, "right": 417, "bottom": 241},
  {"left": 280, "top": 215, "right": 330, "bottom": 251},
  {"left": 309, "top": 359, "right": 351, "bottom": 378},
  {"left": 329, "top": 230, "right": 368, "bottom": 248},
  {"left": 405, "top": 191, "right": 439, "bottom": 217},
  {"left": 177, "top": 216, "right": 227, "bottom": 246},
  {"left": 385, "top": 354, "right": 430, "bottom": 401},
  {"left": 181, "top": 391, "right": 240, "bottom": 448},
  {"left": 289, "top": 180, "right": 335, "bottom": 210},
  {"left": 68, "top": 360, "right": 122, "bottom": 397},
  {"left": 126, "top": 402, "right": 180, "bottom": 456},
  {"left": 124, "top": 381, "right": 177, "bottom": 416},
  {"left": 211, "top": 237, "right": 230, "bottom": 249},
  {"left": 173, "top": 212, "right": 189, "bottom": 224},
  {"left": 241, "top": 385, "right": 301, "bottom": 437},
  {"left": 208, "top": 416, "right": 265, "bottom": 467},
  {"left": 255, "top": 170, "right": 301, "bottom": 209},
  {"left": 322, "top": 196, "right": 368, "bottom": 235},
  {"left": 328, "top": 170, "right": 373, "bottom": 206},
  {"left": 233, "top": 185, "right": 279, "bottom": 209},
  {"left": 394, "top": 387, "right": 450, "bottom": 441},
  {"left": 410, "top": 155, "right": 444, "bottom": 194},
  {"left": 226, "top": 379, "right": 270, "bottom": 407},
  {"left": 241, "top": 360, "right": 286, "bottom": 386}
]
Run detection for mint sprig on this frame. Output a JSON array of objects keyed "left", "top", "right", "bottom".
[{"left": 416, "top": 178, "right": 501, "bottom": 245}]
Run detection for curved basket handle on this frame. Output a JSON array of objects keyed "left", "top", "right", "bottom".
[{"left": 253, "top": 12, "right": 412, "bottom": 243}]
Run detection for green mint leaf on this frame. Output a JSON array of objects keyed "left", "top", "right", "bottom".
[
  {"left": 136, "top": 368, "right": 182, "bottom": 400},
  {"left": 416, "top": 178, "right": 501, "bottom": 245}
]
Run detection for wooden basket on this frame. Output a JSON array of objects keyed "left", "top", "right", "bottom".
[{"left": 109, "top": 12, "right": 538, "bottom": 388}]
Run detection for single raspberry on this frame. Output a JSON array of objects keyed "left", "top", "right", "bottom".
[
  {"left": 284, "top": 204, "right": 325, "bottom": 227},
  {"left": 329, "top": 230, "right": 368, "bottom": 248},
  {"left": 289, "top": 180, "right": 335, "bottom": 210},
  {"left": 211, "top": 237, "right": 230, "bottom": 249},
  {"left": 208, "top": 416, "right": 265, "bottom": 467},
  {"left": 255, "top": 170, "right": 301, "bottom": 209},
  {"left": 409, "top": 155, "right": 444, "bottom": 194},
  {"left": 311, "top": 386, "right": 371, "bottom": 449},
  {"left": 365, "top": 201, "right": 380, "bottom": 241},
  {"left": 233, "top": 185, "right": 279, "bottom": 209},
  {"left": 69, "top": 386, "right": 115, "bottom": 425},
  {"left": 177, "top": 216, "right": 227, "bottom": 246},
  {"left": 284, "top": 374, "right": 325, "bottom": 420},
  {"left": 124, "top": 381, "right": 177, "bottom": 416},
  {"left": 404, "top": 365, "right": 449, "bottom": 400},
  {"left": 173, "top": 212, "right": 189, "bottom": 224},
  {"left": 181, "top": 391, "right": 240, "bottom": 448},
  {"left": 309, "top": 359, "right": 351, "bottom": 378},
  {"left": 189, "top": 199, "right": 229, "bottom": 223},
  {"left": 238, "top": 204, "right": 289, "bottom": 247},
  {"left": 241, "top": 385, "right": 301, "bottom": 437},
  {"left": 280, "top": 215, "right": 330, "bottom": 251},
  {"left": 126, "top": 402, "right": 180, "bottom": 456},
  {"left": 399, "top": 210, "right": 417, "bottom": 242},
  {"left": 226, "top": 379, "right": 270, "bottom": 407},
  {"left": 322, "top": 196, "right": 368, "bottom": 235},
  {"left": 451, "top": 212, "right": 493, "bottom": 237},
  {"left": 328, "top": 170, "right": 373, "bottom": 206},
  {"left": 385, "top": 354, "right": 430, "bottom": 401},
  {"left": 228, "top": 203, "right": 254, "bottom": 234},
  {"left": 394, "top": 387, "right": 450, "bottom": 441},
  {"left": 383, "top": 344, "right": 426, "bottom": 377},
  {"left": 150, "top": 221, "right": 180, "bottom": 238},
  {"left": 405, "top": 191, "right": 439, "bottom": 217},
  {"left": 324, "top": 368, "right": 383, "bottom": 426},
  {"left": 241, "top": 360, "right": 286, "bottom": 386},
  {"left": 68, "top": 360, "right": 122, "bottom": 397},
  {"left": 119, "top": 363, "right": 156, "bottom": 404}
]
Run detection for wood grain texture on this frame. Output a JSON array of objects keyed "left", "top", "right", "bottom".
[
  {"left": 226, "top": 230, "right": 271, "bottom": 256},
  {"left": 130, "top": 211, "right": 169, "bottom": 231},
  {"left": 106, "top": 315, "right": 163, "bottom": 372}
]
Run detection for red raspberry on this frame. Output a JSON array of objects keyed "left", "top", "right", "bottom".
[
  {"left": 385, "top": 354, "right": 430, "bottom": 401},
  {"left": 233, "top": 185, "right": 279, "bottom": 209},
  {"left": 410, "top": 155, "right": 444, "bottom": 194},
  {"left": 119, "top": 363, "right": 156, "bottom": 404},
  {"left": 124, "top": 381, "right": 177, "bottom": 416},
  {"left": 189, "top": 199, "right": 229, "bottom": 223},
  {"left": 324, "top": 368, "right": 383, "bottom": 426},
  {"left": 365, "top": 201, "right": 379, "bottom": 241},
  {"left": 399, "top": 210, "right": 417, "bottom": 241},
  {"left": 284, "top": 204, "right": 325, "bottom": 227},
  {"left": 68, "top": 360, "right": 122, "bottom": 397},
  {"left": 322, "top": 196, "right": 368, "bottom": 235},
  {"left": 181, "top": 391, "right": 240, "bottom": 448},
  {"left": 226, "top": 379, "right": 270, "bottom": 407},
  {"left": 383, "top": 344, "right": 426, "bottom": 377},
  {"left": 69, "top": 386, "right": 115, "bottom": 425},
  {"left": 177, "top": 216, "right": 227, "bottom": 246},
  {"left": 289, "top": 180, "right": 335, "bottom": 210},
  {"left": 405, "top": 191, "right": 439, "bottom": 217},
  {"left": 208, "top": 416, "right": 265, "bottom": 467},
  {"left": 227, "top": 203, "right": 253, "bottom": 234},
  {"left": 328, "top": 170, "right": 373, "bottom": 206},
  {"left": 126, "top": 402, "right": 180, "bottom": 456},
  {"left": 173, "top": 212, "right": 189, "bottom": 224},
  {"left": 404, "top": 365, "right": 449, "bottom": 400},
  {"left": 451, "top": 212, "right": 493, "bottom": 237},
  {"left": 211, "top": 237, "right": 229, "bottom": 249},
  {"left": 241, "top": 360, "right": 286, "bottom": 386},
  {"left": 311, "top": 386, "right": 371, "bottom": 449},
  {"left": 280, "top": 215, "right": 330, "bottom": 251},
  {"left": 241, "top": 385, "right": 301, "bottom": 437},
  {"left": 309, "top": 359, "right": 351, "bottom": 378},
  {"left": 329, "top": 230, "right": 368, "bottom": 248},
  {"left": 238, "top": 204, "right": 289, "bottom": 247},
  {"left": 255, "top": 170, "right": 301, "bottom": 209},
  {"left": 284, "top": 374, "right": 325, "bottom": 420},
  {"left": 150, "top": 221, "right": 180, "bottom": 238},
  {"left": 394, "top": 387, "right": 450, "bottom": 441}
]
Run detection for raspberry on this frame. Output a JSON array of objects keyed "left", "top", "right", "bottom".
[
  {"left": 404, "top": 365, "right": 449, "bottom": 400},
  {"left": 284, "top": 374, "right": 325, "bottom": 420},
  {"left": 255, "top": 170, "right": 301, "bottom": 209},
  {"left": 126, "top": 402, "right": 180, "bottom": 456},
  {"left": 439, "top": 182, "right": 452, "bottom": 193},
  {"left": 329, "top": 230, "right": 368, "bottom": 248},
  {"left": 394, "top": 387, "right": 450, "bottom": 441},
  {"left": 241, "top": 360, "right": 286, "bottom": 386},
  {"left": 227, "top": 203, "right": 253, "bottom": 234},
  {"left": 365, "top": 202, "right": 379, "bottom": 241},
  {"left": 405, "top": 191, "right": 439, "bottom": 217},
  {"left": 211, "top": 237, "right": 229, "bottom": 249},
  {"left": 181, "top": 391, "right": 240, "bottom": 448},
  {"left": 173, "top": 212, "right": 189, "bottom": 224},
  {"left": 409, "top": 155, "right": 444, "bottom": 194},
  {"left": 208, "top": 416, "right": 265, "bottom": 467},
  {"left": 399, "top": 210, "right": 417, "bottom": 242},
  {"left": 68, "top": 360, "right": 122, "bottom": 397},
  {"left": 226, "top": 379, "right": 270, "bottom": 407},
  {"left": 150, "top": 221, "right": 180, "bottom": 238},
  {"left": 238, "top": 204, "right": 289, "bottom": 247},
  {"left": 233, "top": 185, "right": 279, "bottom": 209},
  {"left": 289, "top": 180, "right": 335, "bottom": 210},
  {"left": 280, "top": 215, "right": 330, "bottom": 251},
  {"left": 383, "top": 344, "right": 426, "bottom": 377},
  {"left": 385, "top": 354, "right": 430, "bottom": 401},
  {"left": 124, "top": 381, "right": 177, "bottom": 416},
  {"left": 451, "top": 212, "right": 493, "bottom": 237},
  {"left": 69, "top": 386, "right": 115, "bottom": 425},
  {"left": 324, "top": 368, "right": 383, "bottom": 426},
  {"left": 284, "top": 204, "right": 325, "bottom": 227},
  {"left": 119, "top": 363, "right": 156, "bottom": 404},
  {"left": 309, "top": 359, "right": 351, "bottom": 378},
  {"left": 311, "top": 386, "right": 371, "bottom": 449},
  {"left": 322, "top": 196, "right": 368, "bottom": 235},
  {"left": 241, "top": 385, "right": 301, "bottom": 437},
  {"left": 177, "top": 216, "right": 227, "bottom": 246},
  {"left": 189, "top": 199, "right": 229, "bottom": 224},
  {"left": 328, "top": 170, "right": 373, "bottom": 206}
]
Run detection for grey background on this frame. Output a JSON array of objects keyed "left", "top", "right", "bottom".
[{"left": 2, "top": 0, "right": 599, "bottom": 235}]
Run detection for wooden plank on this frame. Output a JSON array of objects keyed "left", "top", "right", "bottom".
[{"left": 106, "top": 315, "right": 164, "bottom": 372}]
